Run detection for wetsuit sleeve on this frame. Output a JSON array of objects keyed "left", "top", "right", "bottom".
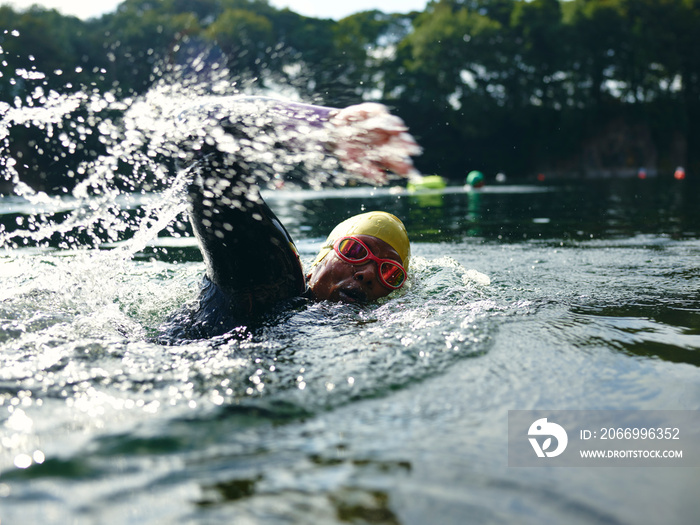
[
  {"left": 179, "top": 97, "right": 338, "bottom": 335},
  {"left": 187, "top": 154, "right": 306, "bottom": 320}
]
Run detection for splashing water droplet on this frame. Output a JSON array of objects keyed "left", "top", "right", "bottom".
[{"left": 14, "top": 454, "right": 32, "bottom": 469}]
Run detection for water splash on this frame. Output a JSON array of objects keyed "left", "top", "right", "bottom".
[
  {"left": 0, "top": 35, "right": 350, "bottom": 256},
  {"left": 0, "top": 33, "right": 496, "bottom": 484}
]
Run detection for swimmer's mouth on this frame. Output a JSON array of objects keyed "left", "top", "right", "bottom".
[{"left": 339, "top": 288, "right": 367, "bottom": 304}]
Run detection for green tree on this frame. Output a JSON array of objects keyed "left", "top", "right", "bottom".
[
  {"left": 386, "top": 0, "right": 520, "bottom": 175},
  {"left": 204, "top": 8, "right": 274, "bottom": 73},
  {"left": 0, "top": 6, "right": 104, "bottom": 102},
  {"left": 329, "top": 11, "right": 417, "bottom": 105},
  {"left": 94, "top": 1, "right": 201, "bottom": 95}
]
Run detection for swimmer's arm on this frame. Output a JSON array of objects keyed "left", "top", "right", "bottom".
[
  {"left": 257, "top": 98, "right": 422, "bottom": 183},
  {"left": 324, "top": 102, "right": 422, "bottom": 183},
  {"left": 187, "top": 96, "right": 422, "bottom": 185}
]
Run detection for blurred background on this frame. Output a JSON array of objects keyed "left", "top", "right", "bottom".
[
  {"left": 1, "top": 3, "right": 699, "bottom": 524},
  {"left": 1, "top": 0, "right": 697, "bottom": 192}
]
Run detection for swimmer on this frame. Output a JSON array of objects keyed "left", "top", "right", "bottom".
[
  {"left": 160, "top": 97, "right": 419, "bottom": 341},
  {"left": 307, "top": 211, "right": 410, "bottom": 304}
]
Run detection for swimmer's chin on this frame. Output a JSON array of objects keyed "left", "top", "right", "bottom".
[{"left": 338, "top": 288, "right": 367, "bottom": 304}]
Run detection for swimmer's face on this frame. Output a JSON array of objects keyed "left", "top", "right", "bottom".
[{"left": 307, "top": 234, "right": 403, "bottom": 304}]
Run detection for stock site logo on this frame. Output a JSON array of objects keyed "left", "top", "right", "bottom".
[{"left": 528, "top": 418, "right": 568, "bottom": 458}]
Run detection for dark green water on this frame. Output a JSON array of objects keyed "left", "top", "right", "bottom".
[{"left": 0, "top": 179, "right": 698, "bottom": 524}]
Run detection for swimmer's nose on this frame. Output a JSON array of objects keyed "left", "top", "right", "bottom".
[{"left": 353, "top": 263, "right": 378, "bottom": 286}]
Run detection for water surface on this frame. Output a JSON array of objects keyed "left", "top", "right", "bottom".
[{"left": 1, "top": 179, "right": 698, "bottom": 524}]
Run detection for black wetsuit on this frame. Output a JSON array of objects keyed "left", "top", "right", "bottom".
[{"left": 158, "top": 97, "right": 334, "bottom": 342}]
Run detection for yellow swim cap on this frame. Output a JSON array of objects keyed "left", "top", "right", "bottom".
[{"left": 312, "top": 211, "right": 410, "bottom": 270}]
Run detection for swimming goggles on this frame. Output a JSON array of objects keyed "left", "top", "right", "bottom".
[{"left": 332, "top": 236, "right": 407, "bottom": 289}]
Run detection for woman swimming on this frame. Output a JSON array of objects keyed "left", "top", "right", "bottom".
[{"left": 160, "top": 97, "right": 420, "bottom": 341}]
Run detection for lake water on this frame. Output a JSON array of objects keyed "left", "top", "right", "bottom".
[{"left": 0, "top": 177, "right": 698, "bottom": 524}]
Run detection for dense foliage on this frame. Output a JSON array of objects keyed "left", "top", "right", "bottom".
[{"left": 1, "top": 0, "right": 698, "bottom": 190}]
